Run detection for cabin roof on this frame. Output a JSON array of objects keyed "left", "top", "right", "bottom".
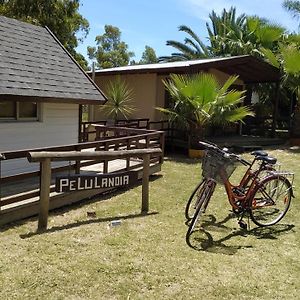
[
  {"left": 93, "top": 55, "right": 280, "bottom": 84},
  {"left": 0, "top": 16, "right": 106, "bottom": 104}
]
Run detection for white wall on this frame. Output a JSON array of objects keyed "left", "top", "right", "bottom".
[{"left": 0, "top": 103, "right": 79, "bottom": 177}]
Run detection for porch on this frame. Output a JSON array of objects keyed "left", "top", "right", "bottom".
[{"left": 81, "top": 118, "right": 287, "bottom": 151}]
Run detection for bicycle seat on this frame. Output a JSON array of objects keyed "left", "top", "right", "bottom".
[
  {"left": 256, "top": 156, "right": 277, "bottom": 165},
  {"left": 251, "top": 150, "right": 268, "bottom": 157}
]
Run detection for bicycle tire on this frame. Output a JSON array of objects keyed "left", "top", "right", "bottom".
[
  {"left": 185, "top": 179, "right": 206, "bottom": 220},
  {"left": 250, "top": 175, "right": 292, "bottom": 227},
  {"left": 186, "top": 181, "right": 215, "bottom": 241}
]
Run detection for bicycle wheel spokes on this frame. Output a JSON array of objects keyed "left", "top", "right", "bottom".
[
  {"left": 185, "top": 180, "right": 205, "bottom": 220},
  {"left": 250, "top": 176, "right": 292, "bottom": 226},
  {"left": 186, "top": 181, "right": 215, "bottom": 244}
]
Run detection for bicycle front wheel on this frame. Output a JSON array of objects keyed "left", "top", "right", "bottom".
[
  {"left": 185, "top": 179, "right": 206, "bottom": 220},
  {"left": 250, "top": 175, "right": 292, "bottom": 227},
  {"left": 186, "top": 181, "right": 215, "bottom": 241}
]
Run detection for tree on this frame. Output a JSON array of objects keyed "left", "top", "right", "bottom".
[
  {"left": 0, "top": 0, "right": 90, "bottom": 70},
  {"left": 156, "top": 73, "right": 253, "bottom": 147},
  {"left": 87, "top": 25, "right": 135, "bottom": 69},
  {"left": 139, "top": 46, "right": 158, "bottom": 64}
]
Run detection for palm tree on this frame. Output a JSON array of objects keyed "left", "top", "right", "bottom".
[
  {"left": 283, "top": 0, "right": 300, "bottom": 24},
  {"left": 208, "top": 12, "right": 285, "bottom": 57},
  {"left": 101, "top": 76, "right": 135, "bottom": 121},
  {"left": 156, "top": 73, "right": 253, "bottom": 147},
  {"left": 206, "top": 7, "right": 248, "bottom": 56},
  {"left": 160, "top": 7, "right": 285, "bottom": 62},
  {"left": 159, "top": 25, "right": 210, "bottom": 62}
]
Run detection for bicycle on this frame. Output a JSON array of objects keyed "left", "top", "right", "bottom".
[
  {"left": 186, "top": 141, "right": 294, "bottom": 242},
  {"left": 185, "top": 148, "right": 270, "bottom": 220}
]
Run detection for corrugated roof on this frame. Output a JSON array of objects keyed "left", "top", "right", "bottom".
[
  {"left": 94, "top": 55, "right": 280, "bottom": 84},
  {"left": 0, "top": 16, "right": 107, "bottom": 104}
]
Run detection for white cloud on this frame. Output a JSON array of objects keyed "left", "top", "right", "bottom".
[
  {"left": 179, "top": 0, "right": 298, "bottom": 31},
  {"left": 179, "top": 0, "right": 241, "bottom": 22}
]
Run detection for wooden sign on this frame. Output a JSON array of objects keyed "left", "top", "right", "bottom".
[{"left": 55, "top": 171, "right": 138, "bottom": 193}]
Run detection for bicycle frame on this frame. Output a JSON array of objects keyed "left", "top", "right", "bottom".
[{"left": 220, "top": 159, "right": 268, "bottom": 211}]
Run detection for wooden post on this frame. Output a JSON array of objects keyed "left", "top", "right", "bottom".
[
  {"left": 146, "top": 136, "right": 150, "bottom": 148},
  {"left": 75, "top": 145, "right": 80, "bottom": 174},
  {"left": 38, "top": 158, "right": 51, "bottom": 231},
  {"left": 159, "top": 132, "right": 165, "bottom": 164},
  {"left": 272, "top": 82, "right": 280, "bottom": 137},
  {"left": 103, "top": 142, "right": 109, "bottom": 173},
  {"left": 95, "top": 126, "right": 100, "bottom": 140},
  {"left": 78, "top": 104, "right": 83, "bottom": 143},
  {"left": 126, "top": 139, "right": 130, "bottom": 171},
  {"left": 142, "top": 154, "right": 150, "bottom": 213}
]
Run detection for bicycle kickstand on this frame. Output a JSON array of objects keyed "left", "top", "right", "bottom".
[{"left": 237, "top": 213, "right": 250, "bottom": 230}]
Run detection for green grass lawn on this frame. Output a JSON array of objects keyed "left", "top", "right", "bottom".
[{"left": 0, "top": 147, "right": 299, "bottom": 299}]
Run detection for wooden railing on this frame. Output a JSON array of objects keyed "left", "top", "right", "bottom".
[
  {"left": 0, "top": 126, "right": 164, "bottom": 210},
  {"left": 242, "top": 116, "right": 291, "bottom": 137},
  {"left": 80, "top": 118, "right": 150, "bottom": 142}
]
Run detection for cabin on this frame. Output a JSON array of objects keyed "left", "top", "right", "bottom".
[
  {"left": 89, "top": 56, "right": 287, "bottom": 146},
  {"left": 90, "top": 56, "right": 280, "bottom": 121},
  {"left": 0, "top": 16, "right": 106, "bottom": 177}
]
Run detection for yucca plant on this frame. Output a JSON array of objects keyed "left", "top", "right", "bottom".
[
  {"left": 156, "top": 73, "right": 254, "bottom": 147},
  {"left": 101, "top": 76, "right": 135, "bottom": 121}
]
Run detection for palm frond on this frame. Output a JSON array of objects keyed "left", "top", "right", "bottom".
[
  {"left": 281, "top": 45, "right": 300, "bottom": 74},
  {"left": 157, "top": 73, "right": 253, "bottom": 129},
  {"left": 223, "top": 106, "right": 254, "bottom": 123},
  {"left": 101, "top": 76, "right": 135, "bottom": 120},
  {"left": 261, "top": 47, "right": 281, "bottom": 68}
]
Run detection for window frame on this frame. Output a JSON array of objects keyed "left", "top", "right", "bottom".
[{"left": 0, "top": 101, "right": 41, "bottom": 122}]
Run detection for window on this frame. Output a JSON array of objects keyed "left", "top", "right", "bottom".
[{"left": 0, "top": 101, "right": 39, "bottom": 121}]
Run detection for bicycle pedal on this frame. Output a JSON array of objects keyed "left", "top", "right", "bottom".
[{"left": 238, "top": 220, "right": 247, "bottom": 230}]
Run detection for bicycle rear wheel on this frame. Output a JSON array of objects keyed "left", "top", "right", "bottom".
[
  {"left": 250, "top": 175, "right": 292, "bottom": 227},
  {"left": 186, "top": 181, "right": 215, "bottom": 241},
  {"left": 185, "top": 179, "right": 205, "bottom": 220}
]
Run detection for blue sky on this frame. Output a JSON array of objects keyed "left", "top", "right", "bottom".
[{"left": 76, "top": 0, "right": 299, "bottom": 63}]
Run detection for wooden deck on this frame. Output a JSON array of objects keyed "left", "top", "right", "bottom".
[{"left": 0, "top": 126, "right": 164, "bottom": 226}]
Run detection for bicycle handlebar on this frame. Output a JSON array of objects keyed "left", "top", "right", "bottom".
[{"left": 199, "top": 141, "right": 251, "bottom": 166}]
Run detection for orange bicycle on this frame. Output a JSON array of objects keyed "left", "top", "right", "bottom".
[
  {"left": 185, "top": 148, "right": 271, "bottom": 220},
  {"left": 186, "top": 141, "right": 294, "bottom": 242}
]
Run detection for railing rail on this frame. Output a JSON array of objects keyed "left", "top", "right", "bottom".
[{"left": 80, "top": 118, "right": 150, "bottom": 142}]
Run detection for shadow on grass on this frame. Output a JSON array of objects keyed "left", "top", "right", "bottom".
[
  {"left": 186, "top": 213, "right": 295, "bottom": 255},
  {"left": 164, "top": 154, "right": 202, "bottom": 165},
  {"left": 20, "top": 211, "right": 158, "bottom": 239}
]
